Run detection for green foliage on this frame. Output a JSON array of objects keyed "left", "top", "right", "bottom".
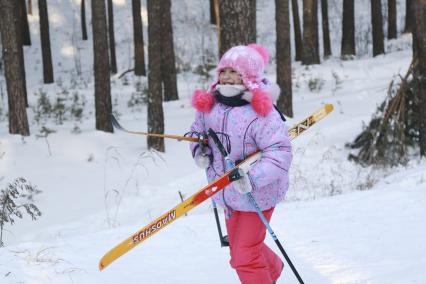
[
  {"left": 308, "top": 77, "right": 325, "bottom": 92},
  {"left": 128, "top": 80, "right": 148, "bottom": 110},
  {"left": 0, "top": 178, "right": 42, "bottom": 247},
  {"left": 32, "top": 89, "right": 86, "bottom": 128}
]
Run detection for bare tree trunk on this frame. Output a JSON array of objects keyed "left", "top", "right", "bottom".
[
  {"left": 161, "top": 0, "right": 179, "bottom": 101},
  {"left": 412, "top": 0, "right": 426, "bottom": 156},
  {"left": 0, "top": 0, "right": 29, "bottom": 136},
  {"left": 388, "top": 0, "right": 397, "bottom": 39},
  {"left": 219, "top": 0, "right": 256, "bottom": 57},
  {"left": 321, "top": 0, "right": 331, "bottom": 57},
  {"left": 302, "top": 0, "right": 320, "bottom": 65},
  {"left": 81, "top": 0, "right": 88, "bottom": 40},
  {"left": 107, "top": 0, "right": 117, "bottom": 74},
  {"left": 341, "top": 0, "right": 355, "bottom": 57},
  {"left": 132, "top": 0, "right": 146, "bottom": 76},
  {"left": 27, "top": 0, "right": 32, "bottom": 15},
  {"left": 291, "top": 0, "right": 303, "bottom": 61},
  {"left": 38, "top": 0, "right": 54, "bottom": 83},
  {"left": 91, "top": 0, "right": 113, "bottom": 132},
  {"left": 214, "top": 0, "right": 221, "bottom": 50},
  {"left": 403, "top": 0, "right": 413, "bottom": 33},
  {"left": 276, "top": 0, "right": 293, "bottom": 117},
  {"left": 248, "top": 0, "right": 257, "bottom": 41},
  {"left": 18, "top": 0, "right": 31, "bottom": 45},
  {"left": 210, "top": 0, "right": 217, "bottom": 25},
  {"left": 371, "top": 0, "right": 385, "bottom": 56},
  {"left": 147, "top": 0, "right": 165, "bottom": 152},
  {"left": 15, "top": 0, "right": 29, "bottom": 106}
]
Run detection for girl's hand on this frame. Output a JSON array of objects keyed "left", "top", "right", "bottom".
[
  {"left": 233, "top": 169, "right": 253, "bottom": 194},
  {"left": 194, "top": 145, "right": 212, "bottom": 169}
]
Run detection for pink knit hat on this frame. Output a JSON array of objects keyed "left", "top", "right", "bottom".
[{"left": 191, "top": 44, "right": 280, "bottom": 116}]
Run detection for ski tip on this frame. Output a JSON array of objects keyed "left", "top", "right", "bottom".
[{"left": 324, "top": 104, "right": 334, "bottom": 113}]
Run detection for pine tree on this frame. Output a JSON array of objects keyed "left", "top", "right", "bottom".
[
  {"left": 18, "top": 0, "right": 31, "bottom": 46},
  {"left": 276, "top": 0, "right": 293, "bottom": 117},
  {"left": 107, "top": 0, "right": 117, "bottom": 74},
  {"left": 147, "top": 0, "right": 165, "bottom": 152},
  {"left": 320, "top": 0, "right": 331, "bottom": 57},
  {"left": 0, "top": 0, "right": 30, "bottom": 136},
  {"left": 132, "top": 0, "right": 146, "bottom": 76},
  {"left": 219, "top": 0, "right": 256, "bottom": 57},
  {"left": 388, "top": 0, "right": 397, "bottom": 39},
  {"left": 302, "top": 0, "right": 320, "bottom": 65},
  {"left": 161, "top": 0, "right": 179, "bottom": 101},
  {"left": 38, "top": 0, "right": 54, "bottom": 83},
  {"left": 371, "top": 0, "right": 385, "bottom": 56},
  {"left": 403, "top": 0, "right": 413, "bottom": 33},
  {"left": 413, "top": 0, "right": 426, "bottom": 156},
  {"left": 81, "top": 0, "right": 88, "bottom": 40},
  {"left": 91, "top": 0, "right": 113, "bottom": 132},
  {"left": 291, "top": 0, "right": 303, "bottom": 61},
  {"left": 341, "top": 0, "right": 355, "bottom": 57}
]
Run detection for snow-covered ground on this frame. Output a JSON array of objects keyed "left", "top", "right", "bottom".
[{"left": 1, "top": 0, "right": 425, "bottom": 283}]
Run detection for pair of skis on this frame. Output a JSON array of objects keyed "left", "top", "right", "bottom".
[{"left": 99, "top": 104, "right": 334, "bottom": 271}]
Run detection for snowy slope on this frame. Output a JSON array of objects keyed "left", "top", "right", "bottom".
[{"left": 0, "top": 162, "right": 425, "bottom": 284}]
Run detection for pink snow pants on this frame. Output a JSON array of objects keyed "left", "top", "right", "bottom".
[{"left": 225, "top": 208, "right": 283, "bottom": 284}]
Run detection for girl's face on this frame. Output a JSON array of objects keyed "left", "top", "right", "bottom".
[{"left": 219, "top": 68, "right": 242, "bottom": 85}]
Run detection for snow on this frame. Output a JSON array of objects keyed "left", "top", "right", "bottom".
[{"left": 1, "top": 0, "right": 425, "bottom": 283}]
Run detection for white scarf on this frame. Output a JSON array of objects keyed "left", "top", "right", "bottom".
[{"left": 215, "top": 84, "right": 246, "bottom": 97}]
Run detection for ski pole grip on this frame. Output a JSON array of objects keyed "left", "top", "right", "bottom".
[
  {"left": 208, "top": 128, "right": 229, "bottom": 157},
  {"left": 198, "top": 132, "right": 208, "bottom": 148}
]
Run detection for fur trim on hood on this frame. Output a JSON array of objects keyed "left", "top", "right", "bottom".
[{"left": 191, "top": 81, "right": 281, "bottom": 116}]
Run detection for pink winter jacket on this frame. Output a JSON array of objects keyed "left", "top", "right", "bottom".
[{"left": 190, "top": 102, "right": 292, "bottom": 212}]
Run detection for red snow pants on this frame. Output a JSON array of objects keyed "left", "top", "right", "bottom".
[{"left": 225, "top": 208, "right": 283, "bottom": 284}]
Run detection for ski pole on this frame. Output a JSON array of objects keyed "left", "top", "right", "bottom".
[
  {"left": 111, "top": 114, "right": 208, "bottom": 143},
  {"left": 207, "top": 128, "right": 305, "bottom": 284},
  {"left": 196, "top": 131, "right": 229, "bottom": 248},
  {"left": 211, "top": 199, "right": 229, "bottom": 247}
]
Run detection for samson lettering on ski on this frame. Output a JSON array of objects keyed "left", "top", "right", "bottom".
[{"left": 99, "top": 104, "right": 334, "bottom": 271}]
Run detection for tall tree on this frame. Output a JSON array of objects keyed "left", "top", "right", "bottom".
[
  {"left": 210, "top": 0, "right": 219, "bottom": 25},
  {"left": 132, "top": 0, "right": 146, "bottom": 76},
  {"left": 291, "top": 0, "right": 303, "bottom": 61},
  {"left": 91, "top": 0, "right": 113, "bottom": 132},
  {"left": 388, "top": 0, "right": 397, "bottom": 39},
  {"left": 18, "top": 0, "right": 31, "bottom": 45},
  {"left": 341, "top": 0, "right": 355, "bottom": 57},
  {"left": 302, "top": 0, "right": 320, "bottom": 65},
  {"left": 38, "top": 0, "right": 54, "bottom": 83},
  {"left": 248, "top": 0, "right": 257, "bottom": 41},
  {"left": 147, "top": 0, "right": 165, "bottom": 152},
  {"left": 0, "top": 0, "right": 30, "bottom": 136},
  {"left": 160, "top": 0, "right": 179, "bottom": 101},
  {"left": 412, "top": 0, "right": 426, "bottom": 155},
  {"left": 321, "top": 0, "right": 331, "bottom": 57},
  {"left": 219, "top": 0, "right": 256, "bottom": 57},
  {"left": 275, "top": 0, "right": 293, "bottom": 117},
  {"left": 81, "top": 0, "right": 88, "bottom": 40},
  {"left": 107, "top": 0, "right": 117, "bottom": 74},
  {"left": 27, "top": 0, "right": 32, "bottom": 15},
  {"left": 371, "top": 0, "right": 385, "bottom": 56},
  {"left": 15, "top": 0, "right": 29, "bottom": 106},
  {"left": 403, "top": 0, "right": 413, "bottom": 33}
]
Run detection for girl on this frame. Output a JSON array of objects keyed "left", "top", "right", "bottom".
[{"left": 189, "top": 44, "right": 292, "bottom": 284}]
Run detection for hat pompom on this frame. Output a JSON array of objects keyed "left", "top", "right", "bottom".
[
  {"left": 191, "top": 89, "right": 214, "bottom": 112},
  {"left": 248, "top": 44, "right": 269, "bottom": 65},
  {"left": 251, "top": 88, "right": 273, "bottom": 116}
]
